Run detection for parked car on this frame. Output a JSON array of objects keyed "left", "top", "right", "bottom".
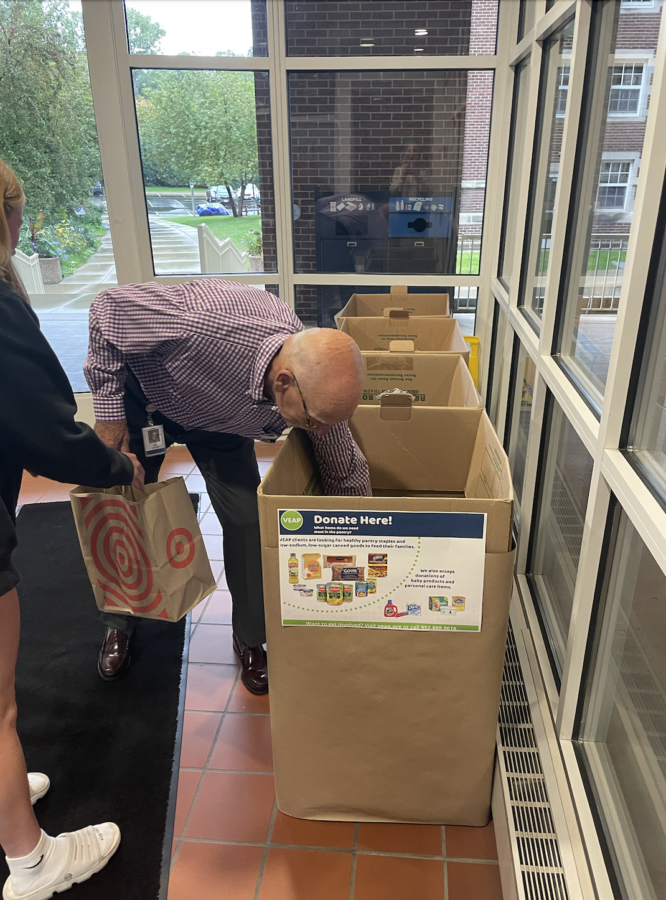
[
  {"left": 196, "top": 203, "right": 229, "bottom": 216},
  {"left": 239, "top": 184, "right": 260, "bottom": 202},
  {"left": 206, "top": 185, "right": 228, "bottom": 202}
]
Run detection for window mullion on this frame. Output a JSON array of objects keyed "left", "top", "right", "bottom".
[{"left": 600, "top": 8, "right": 666, "bottom": 451}]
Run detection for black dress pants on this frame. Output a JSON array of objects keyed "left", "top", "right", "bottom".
[{"left": 99, "top": 370, "right": 266, "bottom": 647}]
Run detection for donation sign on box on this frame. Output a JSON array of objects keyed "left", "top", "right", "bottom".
[{"left": 278, "top": 508, "right": 486, "bottom": 631}]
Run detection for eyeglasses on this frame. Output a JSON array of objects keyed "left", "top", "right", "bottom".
[{"left": 288, "top": 371, "right": 317, "bottom": 430}]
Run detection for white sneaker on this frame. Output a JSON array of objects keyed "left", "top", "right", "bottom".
[
  {"left": 27, "top": 774, "right": 50, "bottom": 806},
  {"left": 3, "top": 824, "right": 121, "bottom": 900}
]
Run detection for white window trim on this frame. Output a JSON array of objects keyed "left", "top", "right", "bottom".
[{"left": 608, "top": 59, "right": 650, "bottom": 119}]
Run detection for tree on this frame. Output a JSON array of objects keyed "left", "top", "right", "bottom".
[
  {"left": 136, "top": 69, "right": 259, "bottom": 215},
  {"left": 126, "top": 7, "right": 166, "bottom": 99},
  {"left": 125, "top": 7, "right": 165, "bottom": 54},
  {"left": 0, "top": 0, "right": 102, "bottom": 215}
]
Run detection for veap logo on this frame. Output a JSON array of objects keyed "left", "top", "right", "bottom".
[{"left": 281, "top": 510, "right": 304, "bottom": 531}]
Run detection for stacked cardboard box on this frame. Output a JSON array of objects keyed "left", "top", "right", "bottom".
[
  {"left": 361, "top": 352, "right": 479, "bottom": 407},
  {"left": 258, "top": 405, "right": 514, "bottom": 825},
  {"left": 335, "top": 287, "right": 450, "bottom": 324}
]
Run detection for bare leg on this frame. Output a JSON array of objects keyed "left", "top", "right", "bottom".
[{"left": 0, "top": 588, "right": 41, "bottom": 858}]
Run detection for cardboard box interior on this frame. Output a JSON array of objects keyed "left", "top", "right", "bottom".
[
  {"left": 335, "top": 288, "right": 450, "bottom": 322},
  {"left": 340, "top": 315, "right": 470, "bottom": 365},
  {"left": 257, "top": 408, "right": 515, "bottom": 824},
  {"left": 362, "top": 352, "right": 479, "bottom": 407}
]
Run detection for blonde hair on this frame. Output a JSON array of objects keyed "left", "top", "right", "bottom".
[{"left": 0, "top": 158, "right": 29, "bottom": 300}]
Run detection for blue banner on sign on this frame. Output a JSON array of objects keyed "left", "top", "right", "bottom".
[
  {"left": 278, "top": 509, "right": 485, "bottom": 539},
  {"left": 389, "top": 197, "right": 454, "bottom": 213}
]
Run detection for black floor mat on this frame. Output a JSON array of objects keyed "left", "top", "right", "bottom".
[{"left": 1, "top": 502, "right": 187, "bottom": 899}]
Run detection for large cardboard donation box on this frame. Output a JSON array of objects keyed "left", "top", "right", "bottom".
[
  {"left": 339, "top": 315, "right": 470, "bottom": 365},
  {"left": 258, "top": 406, "right": 515, "bottom": 825},
  {"left": 335, "top": 287, "right": 449, "bottom": 324},
  {"left": 362, "top": 352, "right": 479, "bottom": 406}
]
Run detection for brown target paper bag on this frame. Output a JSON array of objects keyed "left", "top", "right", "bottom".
[{"left": 70, "top": 477, "right": 216, "bottom": 622}]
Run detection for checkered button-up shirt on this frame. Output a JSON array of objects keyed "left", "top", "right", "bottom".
[{"left": 84, "top": 280, "right": 371, "bottom": 495}]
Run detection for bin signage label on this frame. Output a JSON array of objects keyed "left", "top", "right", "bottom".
[{"left": 277, "top": 509, "right": 486, "bottom": 631}]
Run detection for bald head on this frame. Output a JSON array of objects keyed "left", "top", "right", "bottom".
[{"left": 266, "top": 328, "right": 365, "bottom": 432}]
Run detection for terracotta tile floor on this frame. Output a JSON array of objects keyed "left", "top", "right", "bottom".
[{"left": 18, "top": 443, "right": 503, "bottom": 900}]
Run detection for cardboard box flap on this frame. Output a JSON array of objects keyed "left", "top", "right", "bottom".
[
  {"left": 466, "top": 412, "right": 514, "bottom": 503},
  {"left": 259, "top": 434, "right": 322, "bottom": 499},
  {"left": 350, "top": 406, "right": 483, "bottom": 493}
]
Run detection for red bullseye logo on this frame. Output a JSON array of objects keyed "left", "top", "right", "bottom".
[
  {"left": 167, "top": 528, "right": 195, "bottom": 569},
  {"left": 83, "top": 498, "right": 163, "bottom": 613}
]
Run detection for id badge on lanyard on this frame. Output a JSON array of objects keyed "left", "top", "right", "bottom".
[{"left": 142, "top": 403, "right": 166, "bottom": 457}]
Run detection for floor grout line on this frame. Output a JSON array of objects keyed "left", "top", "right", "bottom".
[
  {"left": 253, "top": 800, "right": 278, "bottom": 900},
  {"left": 175, "top": 835, "right": 499, "bottom": 864},
  {"left": 349, "top": 823, "right": 359, "bottom": 900},
  {"left": 442, "top": 825, "right": 448, "bottom": 900}
]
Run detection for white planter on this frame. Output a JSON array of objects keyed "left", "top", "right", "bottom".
[
  {"left": 249, "top": 255, "right": 263, "bottom": 273},
  {"left": 39, "top": 257, "right": 62, "bottom": 284}
]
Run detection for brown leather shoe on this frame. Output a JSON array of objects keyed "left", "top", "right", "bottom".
[
  {"left": 233, "top": 634, "right": 268, "bottom": 695},
  {"left": 98, "top": 628, "right": 132, "bottom": 681}
]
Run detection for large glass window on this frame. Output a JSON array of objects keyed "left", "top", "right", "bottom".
[
  {"left": 285, "top": 0, "right": 498, "bottom": 57},
  {"left": 577, "top": 508, "right": 666, "bottom": 900},
  {"left": 528, "top": 394, "right": 594, "bottom": 677},
  {"left": 519, "top": 18, "right": 575, "bottom": 329},
  {"left": 498, "top": 60, "right": 530, "bottom": 286},
  {"left": 289, "top": 70, "right": 493, "bottom": 279},
  {"left": 2, "top": 0, "right": 117, "bottom": 391},
  {"left": 505, "top": 340, "right": 537, "bottom": 512},
  {"left": 124, "top": 0, "right": 267, "bottom": 57},
  {"left": 133, "top": 69, "right": 275, "bottom": 276},
  {"left": 626, "top": 181, "right": 666, "bottom": 504},
  {"left": 556, "top": 0, "right": 661, "bottom": 407}
]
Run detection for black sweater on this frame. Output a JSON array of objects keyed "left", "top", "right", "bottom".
[{"left": 0, "top": 278, "right": 133, "bottom": 592}]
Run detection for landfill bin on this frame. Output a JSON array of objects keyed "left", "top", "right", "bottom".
[{"left": 258, "top": 404, "right": 515, "bottom": 825}]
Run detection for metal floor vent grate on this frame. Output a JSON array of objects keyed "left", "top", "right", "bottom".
[{"left": 499, "top": 624, "right": 569, "bottom": 900}]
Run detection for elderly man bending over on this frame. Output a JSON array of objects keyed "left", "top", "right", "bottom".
[{"left": 84, "top": 281, "right": 370, "bottom": 694}]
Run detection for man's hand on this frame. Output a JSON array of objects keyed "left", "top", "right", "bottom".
[
  {"left": 95, "top": 420, "right": 130, "bottom": 452},
  {"left": 124, "top": 453, "right": 145, "bottom": 491}
]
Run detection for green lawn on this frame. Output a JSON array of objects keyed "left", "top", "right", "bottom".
[
  {"left": 169, "top": 214, "right": 262, "bottom": 247},
  {"left": 457, "top": 250, "right": 480, "bottom": 275}
]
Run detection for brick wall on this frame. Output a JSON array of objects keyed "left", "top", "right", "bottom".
[
  {"left": 285, "top": 1, "right": 476, "bottom": 56},
  {"left": 616, "top": 11, "right": 662, "bottom": 50}
]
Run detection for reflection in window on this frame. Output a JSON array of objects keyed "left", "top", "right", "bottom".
[
  {"left": 285, "top": 0, "right": 498, "bottom": 57},
  {"left": 557, "top": 0, "right": 661, "bottom": 405},
  {"left": 499, "top": 61, "right": 529, "bottom": 287},
  {"left": 289, "top": 70, "right": 493, "bottom": 303},
  {"left": 133, "top": 70, "right": 275, "bottom": 276},
  {"left": 124, "top": 0, "right": 267, "bottom": 57},
  {"left": 519, "top": 18, "right": 575, "bottom": 327},
  {"left": 505, "top": 342, "right": 536, "bottom": 510},
  {"left": 627, "top": 188, "right": 666, "bottom": 503},
  {"left": 577, "top": 509, "right": 666, "bottom": 900},
  {"left": 528, "top": 396, "right": 593, "bottom": 676}
]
